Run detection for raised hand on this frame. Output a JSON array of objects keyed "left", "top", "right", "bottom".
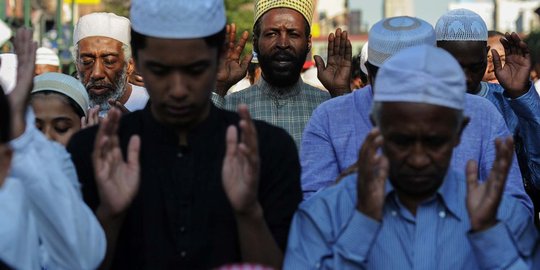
[
  {"left": 222, "top": 104, "right": 261, "bottom": 217},
  {"left": 215, "top": 24, "right": 253, "bottom": 97},
  {"left": 355, "top": 128, "right": 389, "bottom": 221},
  {"left": 466, "top": 137, "right": 514, "bottom": 232},
  {"left": 8, "top": 28, "right": 37, "bottom": 138},
  {"left": 108, "top": 99, "right": 130, "bottom": 114},
  {"left": 493, "top": 32, "right": 531, "bottom": 98},
  {"left": 93, "top": 108, "right": 141, "bottom": 219},
  {"left": 81, "top": 105, "right": 100, "bottom": 129},
  {"left": 314, "top": 28, "right": 353, "bottom": 97}
]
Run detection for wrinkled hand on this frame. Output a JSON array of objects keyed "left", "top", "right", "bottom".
[
  {"left": 222, "top": 104, "right": 261, "bottom": 217},
  {"left": 466, "top": 137, "right": 514, "bottom": 232},
  {"left": 215, "top": 24, "right": 253, "bottom": 97},
  {"left": 81, "top": 105, "right": 100, "bottom": 129},
  {"left": 314, "top": 28, "right": 352, "bottom": 97},
  {"left": 93, "top": 108, "right": 141, "bottom": 219},
  {"left": 129, "top": 72, "right": 144, "bottom": 87},
  {"left": 8, "top": 28, "right": 37, "bottom": 139},
  {"left": 493, "top": 32, "right": 531, "bottom": 98},
  {"left": 356, "top": 128, "right": 389, "bottom": 221}
]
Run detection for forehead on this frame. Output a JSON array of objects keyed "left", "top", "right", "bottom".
[
  {"left": 78, "top": 36, "right": 123, "bottom": 54},
  {"left": 438, "top": 40, "right": 486, "bottom": 60},
  {"left": 137, "top": 36, "right": 218, "bottom": 65},
  {"left": 259, "top": 8, "right": 307, "bottom": 30},
  {"left": 379, "top": 102, "right": 459, "bottom": 132}
]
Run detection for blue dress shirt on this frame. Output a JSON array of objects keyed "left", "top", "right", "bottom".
[
  {"left": 478, "top": 82, "right": 540, "bottom": 190},
  {"left": 284, "top": 170, "right": 538, "bottom": 270},
  {"left": 300, "top": 85, "right": 533, "bottom": 216}
]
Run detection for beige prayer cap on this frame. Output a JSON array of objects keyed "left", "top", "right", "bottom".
[
  {"left": 73, "top": 12, "right": 130, "bottom": 46},
  {"left": 254, "top": 0, "right": 314, "bottom": 26}
]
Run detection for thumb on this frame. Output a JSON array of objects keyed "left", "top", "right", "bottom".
[
  {"left": 466, "top": 160, "right": 479, "bottom": 194},
  {"left": 314, "top": 55, "right": 325, "bottom": 75}
]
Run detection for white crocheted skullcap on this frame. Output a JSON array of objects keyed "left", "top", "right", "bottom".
[
  {"left": 435, "top": 9, "right": 488, "bottom": 41},
  {"left": 131, "top": 0, "right": 226, "bottom": 39},
  {"left": 36, "top": 47, "right": 60, "bottom": 66},
  {"left": 32, "top": 72, "right": 90, "bottom": 117},
  {"left": 374, "top": 45, "right": 466, "bottom": 111},
  {"left": 368, "top": 16, "right": 436, "bottom": 67},
  {"left": 0, "top": 20, "right": 11, "bottom": 47},
  {"left": 74, "top": 12, "right": 131, "bottom": 46}
]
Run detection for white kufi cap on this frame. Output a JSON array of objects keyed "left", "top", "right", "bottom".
[
  {"left": 131, "top": 0, "right": 226, "bottom": 39},
  {"left": 368, "top": 16, "right": 436, "bottom": 67},
  {"left": 374, "top": 45, "right": 466, "bottom": 110},
  {"left": 36, "top": 47, "right": 60, "bottom": 66},
  {"left": 32, "top": 72, "right": 90, "bottom": 117},
  {"left": 435, "top": 9, "right": 488, "bottom": 41},
  {"left": 360, "top": 42, "right": 368, "bottom": 74},
  {"left": 74, "top": 12, "right": 131, "bottom": 46}
]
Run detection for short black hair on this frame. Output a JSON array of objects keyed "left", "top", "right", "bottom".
[
  {"left": 488, "top": 30, "right": 504, "bottom": 38},
  {"left": 130, "top": 27, "right": 227, "bottom": 60},
  {"left": 0, "top": 86, "right": 10, "bottom": 143}
]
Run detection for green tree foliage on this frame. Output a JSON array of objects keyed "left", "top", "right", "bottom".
[{"left": 225, "top": 0, "right": 254, "bottom": 55}]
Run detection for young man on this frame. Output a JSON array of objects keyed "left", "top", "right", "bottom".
[
  {"left": 67, "top": 0, "right": 301, "bottom": 269},
  {"left": 285, "top": 45, "right": 537, "bottom": 269},
  {"left": 73, "top": 12, "right": 149, "bottom": 116}
]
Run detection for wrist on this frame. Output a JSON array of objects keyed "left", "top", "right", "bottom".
[
  {"left": 471, "top": 219, "right": 498, "bottom": 232},
  {"left": 234, "top": 202, "right": 264, "bottom": 221}
]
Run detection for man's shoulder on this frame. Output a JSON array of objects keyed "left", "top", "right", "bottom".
[
  {"left": 300, "top": 174, "right": 356, "bottom": 213},
  {"left": 300, "top": 83, "right": 331, "bottom": 99},
  {"left": 226, "top": 84, "right": 260, "bottom": 100}
]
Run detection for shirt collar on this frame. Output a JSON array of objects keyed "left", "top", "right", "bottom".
[
  {"left": 257, "top": 76, "right": 303, "bottom": 99},
  {"left": 382, "top": 170, "right": 465, "bottom": 220}
]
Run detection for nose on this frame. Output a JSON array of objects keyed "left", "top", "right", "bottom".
[
  {"left": 42, "top": 126, "right": 55, "bottom": 142},
  {"left": 90, "top": 59, "right": 106, "bottom": 81},
  {"left": 169, "top": 72, "right": 188, "bottom": 100},
  {"left": 276, "top": 33, "right": 290, "bottom": 49},
  {"left": 406, "top": 142, "right": 430, "bottom": 170}
]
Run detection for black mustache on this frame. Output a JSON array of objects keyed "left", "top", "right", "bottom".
[{"left": 272, "top": 51, "right": 295, "bottom": 61}]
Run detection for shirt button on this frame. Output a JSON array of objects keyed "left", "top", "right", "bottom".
[
  {"left": 439, "top": 211, "right": 446, "bottom": 218},
  {"left": 180, "top": 226, "right": 186, "bottom": 233},
  {"left": 315, "top": 262, "right": 321, "bottom": 268},
  {"left": 180, "top": 251, "right": 187, "bottom": 258},
  {"left": 177, "top": 152, "right": 183, "bottom": 158},
  {"left": 391, "top": 211, "right": 397, "bottom": 216}
]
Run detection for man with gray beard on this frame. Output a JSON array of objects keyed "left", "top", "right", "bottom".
[{"left": 73, "top": 12, "right": 149, "bottom": 117}]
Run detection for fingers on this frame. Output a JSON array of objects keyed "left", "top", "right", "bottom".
[
  {"left": 127, "top": 135, "right": 141, "bottom": 169},
  {"left": 466, "top": 160, "right": 479, "bottom": 192},
  {"left": 345, "top": 35, "right": 352, "bottom": 62},
  {"left": 225, "top": 125, "right": 239, "bottom": 158},
  {"left": 358, "top": 128, "right": 383, "bottom": 171},
  {"left": 327, "top": 33, "right": 335, "bottom": 58},
  {"left": 339, "top": 30, "right": 347, "bottom": 58},
  {"left": 314, "top": 55, "right": 325, "bottom": 74},
  {"left": 333, "top": 29, "right": 342, "bottom": 59},
  {"left": 239, "top": 53, "right": 253, "bottom": 70},
  {"left": 237, "top": 104, "right": 258, "bottom": 155},
  {"left": 232, "top": 31, "right": 250, "bottom": 60},
  {"left": 491, "top": 49, "right": 503, "bottom": 72}
]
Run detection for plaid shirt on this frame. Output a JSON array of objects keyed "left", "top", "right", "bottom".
[{"left": 212, "top": 78, "right": 331, "bottom": 148}]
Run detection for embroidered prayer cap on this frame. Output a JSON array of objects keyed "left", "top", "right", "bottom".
[
  {"left": 36, "top": 47, "right": 60, "bottom": 66},
  {"left": 254, "top": 0, "right": 314, "bottom": 26},
  {"left": 32, "top": 72, "right": 90, "bottom": 117},
  {"left": 73, "top": 12, "right": 130, "bottom": 46},
  {"left": 0, "top": 54, "right": 17, "bottom": 94},
  {"left": 374, "top": 45, "right": 466, "bottom": 111},
  {"left": 435, "top": 9, "right": 488, "bottom": 41},
  {"left": 131, "top": 0, "right": 226, "bottom": 39},
  {"left": 360, "top": 42, "right": 368, "bottom": 74},
  {"left": 0, "top": 20, "right": 11, "bottom": 47},
  {"left": 368, "top": 16, "right": 436, "bottom": 67}
]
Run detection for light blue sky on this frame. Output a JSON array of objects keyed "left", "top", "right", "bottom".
[{"left": 350, "top": 0, "right": 461, "bottom": 29}]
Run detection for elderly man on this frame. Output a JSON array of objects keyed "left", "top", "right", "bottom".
[
  {"left": 67, "top": 0, "right": 301, "bottom": 269},
  {"left": 300, "top": 16, "right": 532, "bottom": 218},
  {"left": 435, "top": 9, "right": 540, "bottom": 195},
  {"left": 212, "top": 0, "right": 345, "bottom": 147},
  {"left": 285, "top": 45, "right": 537, "bottom": 269},
  {"left": 73, "top": 12, "right": 149, "bottom": 117}
]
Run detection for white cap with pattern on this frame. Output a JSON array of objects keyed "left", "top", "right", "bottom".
[
  {"left": 131, "top": 0, "right": 226, "bottom": 39},
  {"left": 374, "top": 45, "right": 466, "bottom": 111},
  {"left": 73, "top": 12, "right": 131, "bottom": 46},
  {"left": 0, "top": 53, "right": 17, "bottom": 94},
  {"left": 360, "top": 42, "right": 368, "bottom": 74},
  {"left": 368, "top": 16, "right": 436, "bottom": 67},
  {"left": 435, "top": 9, "right": 488, "bottom": 41}
]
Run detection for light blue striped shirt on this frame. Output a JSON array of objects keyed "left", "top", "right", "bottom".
[{"left": 284, "top": 170, "right": 538, "bottom": 270}]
